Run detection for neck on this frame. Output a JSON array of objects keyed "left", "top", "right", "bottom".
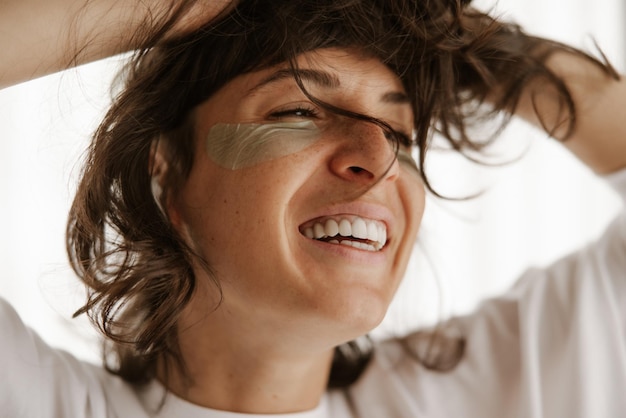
[{"left": 158, "top": 304, "right": 335, "bottom": 414}]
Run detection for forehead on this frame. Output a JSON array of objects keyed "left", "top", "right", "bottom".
[
  {"left": 310, "top": 48, "right": 402, "bottom": 84},
  {"left": 194, "top": 47, "right": 414, "bottom": 129},
  {"left": 221, "top": 48, "right": 408, "bottom": 103}
]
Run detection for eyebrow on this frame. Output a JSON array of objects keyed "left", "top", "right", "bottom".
[
  {"left": 249, "top": 68, "right": 341, "bottom": 94},
  {"left": 248, "top": 68, "right": 411, "bottom": 105},
  {"left": 381, "top": 91, "right": 410, "bottom": 104}
]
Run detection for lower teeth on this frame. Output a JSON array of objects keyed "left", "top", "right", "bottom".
[{"left": 319, "top": 238, "right": 378, "bottom": 252}]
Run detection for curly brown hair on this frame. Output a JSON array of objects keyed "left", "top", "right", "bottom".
[{"left": 66, "top": 0, "right": 615, "bottom": 388}]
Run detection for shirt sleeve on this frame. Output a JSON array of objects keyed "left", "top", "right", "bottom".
[
  {"left": 509, "top": 167, "right": 626, "bottom": 334},
  {"left": 473, "top": 167, "right": 626, "bottom": 417},
  {"left": 597, "top": 168, "right": 626, "bottom": 323},
  {"left": 0, "top": 298, "right": 110, "bottom": 417}
]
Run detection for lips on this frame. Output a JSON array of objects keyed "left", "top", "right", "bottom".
[{"left": 299, "top": 215, "right": 387, "bottom": 252}]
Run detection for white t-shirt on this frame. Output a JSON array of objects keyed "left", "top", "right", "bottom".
[{"left": 2, "top": 169, "right": 625, "bottom": 418}]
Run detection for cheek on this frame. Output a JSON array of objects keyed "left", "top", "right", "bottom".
[
  {"left": 400, "top": 167, "right": 426, "bottom": 218},
  {"left": 174, "top": 158, "right": 295, "bottom": 260},
  {"left": 170, "top": 157, "right": 233, "bottom": 252},
  {"left": 396, "top": 171, "right": 426, "bottom": 262}
]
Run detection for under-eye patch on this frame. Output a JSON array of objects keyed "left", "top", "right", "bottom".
[{"left": 205, "top": 120, "right": 321, "bottom": 169}]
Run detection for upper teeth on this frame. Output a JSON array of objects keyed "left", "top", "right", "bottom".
[{"left": 302, "top": 216, "right": 387, "bottom": 251}]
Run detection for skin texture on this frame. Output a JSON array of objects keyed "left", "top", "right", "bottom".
[
  {"left": 0, "top": 0, "right": 233, "bottom": 88},
  {"left": 159, "top": 48, "right": 425, "bottom": 413}
]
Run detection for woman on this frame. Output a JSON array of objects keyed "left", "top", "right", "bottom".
[{"left": 1, "top": 0, "right": 625, "bottom": 416}]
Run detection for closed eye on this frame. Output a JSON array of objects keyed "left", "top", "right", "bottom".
[
  {"left": 268, "top": 105, "right": 320, "bottom": 120},
  {"left": 384, "top": 129, "right": 413, "bottom": 148}
]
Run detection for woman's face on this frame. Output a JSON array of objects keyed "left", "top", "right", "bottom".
[{"left": 173, "top": 48, "right": 425, "bottom": 347}]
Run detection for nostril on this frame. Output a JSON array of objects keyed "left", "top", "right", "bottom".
[{"left": 349, "top": 166, "right": 365, "bottom": 174}]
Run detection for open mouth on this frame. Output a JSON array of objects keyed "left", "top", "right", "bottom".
[{"left": 300, "top": 215, "right": 387, "bottom": 252}]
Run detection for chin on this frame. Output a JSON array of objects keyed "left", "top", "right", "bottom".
[{"left": 323, "top": 290, "right": 392, "bottom": 339}]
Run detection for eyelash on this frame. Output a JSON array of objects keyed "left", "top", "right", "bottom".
[
  {"left": 269, "top": 105, "right": 320, "bottom": 120},
  {"left": 385, "top": 129, "right": 413, "bottom": 148},
  {"left": 268, "top": 106, "right": 413, "bottom": 147}
]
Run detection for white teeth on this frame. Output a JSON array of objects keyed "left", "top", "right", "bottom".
[
  {"left": 302, "top": 215, "right": 387, "bottom": 251},
  {"left": 313, "top": 223, "right": 325, "bottom": 239},
  {"left": 324, "top": 219, "right": 339, "bottom": 237},
  {"left": 338, "top": 219, "right": 351, "bottom": 236},
  {"left": 379, "top": 225, "right": 387, "bottom": 245},
  {"left": 352, "top": 218, "right": 368, "bottom": 239},
  {"left": 367, "top": 222, "right": 378, "bottom": 242},
  {"left": 339, "top": 240, "right": 377, "bottom": 251}
]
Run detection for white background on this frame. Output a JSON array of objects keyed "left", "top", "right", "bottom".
[{"left": 0, "top": 0, "right": 624, "bottom": 362}]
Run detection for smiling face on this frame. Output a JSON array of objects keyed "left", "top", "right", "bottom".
[{"left": 171, "top": 48, "right": 425, "bottom": 350}]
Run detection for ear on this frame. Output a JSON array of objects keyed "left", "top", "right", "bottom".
[
  {"left": 149, "top": 138, "right": 184, "bottom": 228},
  {"left": 149, "top": 138, "right": 168, "bottom": 209}
]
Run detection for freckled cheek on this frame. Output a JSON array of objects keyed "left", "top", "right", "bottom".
[
  {"left": 214, "top": 169, "right": 288, "bottom": 220},
  {"left": 175, "top": 171, "right": 236, "bottom": 239},
  {"left": 181, "top": 137, "right": 323, "bottom": 252}
]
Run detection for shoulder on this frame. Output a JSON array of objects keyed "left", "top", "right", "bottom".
[{"left": 0, "top": 297, "right": 149, "bottom": 417}]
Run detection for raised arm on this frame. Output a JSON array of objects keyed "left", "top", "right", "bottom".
[
  {"left": 0, "top": 0, "right": 232, "bottom": 89},
  {"left": 448, "top": 7, "right": 625, "bottom": 176},
  {"left": 515, "top": 52, "right": 626, "bottom": 175}
]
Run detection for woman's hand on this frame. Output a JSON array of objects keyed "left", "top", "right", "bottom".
[
  {"left": 0, "top": 0, "right": 234, "bottom": 89},
  {"left": 516, "top": 52, "right": 626, "bottom": 174},
  {"left": 454, "top": 6, "right": 625, "bottom": 174},
  {"left": 164, "top": 0, "right": 236, "bottom": 40}
]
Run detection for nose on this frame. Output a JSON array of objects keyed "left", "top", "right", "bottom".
[{"left": 328, "top": 121, "right": 400, "bottom": 185}]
